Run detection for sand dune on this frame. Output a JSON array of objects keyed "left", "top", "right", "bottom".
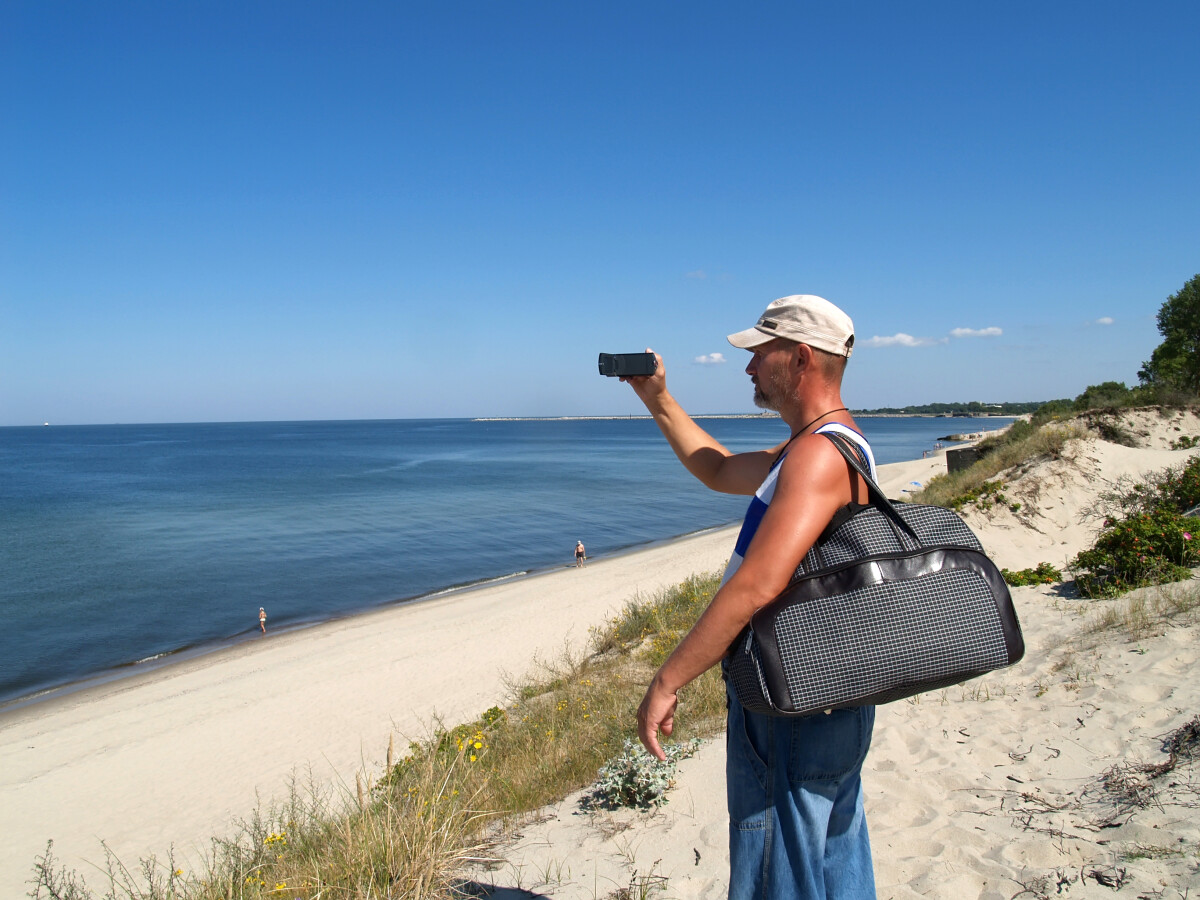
[
  {"left": 459, "top": 579, "right": 1200, "bottom": 899},
  {"left": 462, "top": 410, "right": 1200, "bottom": 899}
]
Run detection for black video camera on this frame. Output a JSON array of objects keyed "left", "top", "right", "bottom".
[{"left": 597, "top": 352, "right": 657, "bottom": 377}]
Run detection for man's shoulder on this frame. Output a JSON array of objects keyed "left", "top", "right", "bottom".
[
  {"left": 781, "top": 430, "right": 845, "bottom": 461},
  {"left": 776, "top": 432, "right": 853, "bottom": 488}
]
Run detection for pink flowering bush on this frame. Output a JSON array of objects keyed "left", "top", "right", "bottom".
[
  {"left": 1072, "top": 455, "right": 1200, "bottom": 598},
  {"left": 1073, "top": 509, "right": 1200, "bottom": 598},
  {"left": 1156, "top": 455, "right": 1200, "bottom": 510}
]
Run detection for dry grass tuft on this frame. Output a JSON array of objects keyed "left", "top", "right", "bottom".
[
  {"left": 1083, "top": 578, "right": 1200, "bottom": 642},
  {"left": 913, "top": 420, "right": 1086, "bottom": 510}
]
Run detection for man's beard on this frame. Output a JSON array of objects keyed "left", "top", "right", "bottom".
[
  {"left": 752, "top": 367, "right": 788, "bottom": 411},
  {"left": 753, "top": 384, "right": 777, "bottom": 411}
]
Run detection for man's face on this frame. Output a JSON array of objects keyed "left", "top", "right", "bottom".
[{"left": 746, "top": 339, "right": 794, "bottom": 410}]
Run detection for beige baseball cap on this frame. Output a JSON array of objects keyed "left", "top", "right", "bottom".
[{"left": 727, "top": 294, "right": 855, "bottom": 358}]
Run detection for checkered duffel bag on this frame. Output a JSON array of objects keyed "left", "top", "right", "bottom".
[{"left": 726, "top": 432, "right": 1025, "bottom": 717}]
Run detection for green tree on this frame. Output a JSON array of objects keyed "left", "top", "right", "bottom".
[
  {"left": 1139, "top": 273, "right": 1200, "bottom": 393},
  {"left": 1073, "top": 381, "right": 1131, "bottom": 410}
]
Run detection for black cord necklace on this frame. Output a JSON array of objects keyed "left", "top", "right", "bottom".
[{"left": 776, "top": 406, "right": 850, "bottom": 459}]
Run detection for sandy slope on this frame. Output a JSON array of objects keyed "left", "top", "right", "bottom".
[
  {"left": 953, "top": 408, "right": 1200, "bottom": 572},
  {"left": 461, "top": 411, "right": 1200, "bottom": 899},
  {"left": 459, "top": 581, "right": 1200, "bottom": 900}
]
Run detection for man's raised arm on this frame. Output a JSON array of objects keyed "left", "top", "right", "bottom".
[{"left": 621, "top": 351, "right": 780, "bottom": 496}]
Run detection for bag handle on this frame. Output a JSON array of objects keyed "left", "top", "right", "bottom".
[{"left": 820, "top": 431, "right": 923, "bottom": 548}]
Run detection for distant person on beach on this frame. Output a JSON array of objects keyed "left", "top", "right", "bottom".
[
  {"left": 258, "top": 607, "right": 267, "bottom": 634},
  {"left": 617, "top": 294, "right": 877, "bottom": 900},
  {"left": 575, "top": 540, "right": 586, "bottom": 567}
]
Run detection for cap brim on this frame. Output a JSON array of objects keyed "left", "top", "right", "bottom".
[{"left": 727, "top": 327, "right": 774, "bottom": 349}]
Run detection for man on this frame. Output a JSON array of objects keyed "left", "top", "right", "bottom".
[
  {"left": 619, "top": 294, "right": 877, "bottom": 899},
  {"left": 575, "top": 540, "right": 586, "bottom": 567}
]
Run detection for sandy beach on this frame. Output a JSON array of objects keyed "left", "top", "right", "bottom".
[
  {"left": 3, "top": 411, "right": 1197, "bottom": 898},
  {"left": 0, "top": 522, "right": 745, "bottom": 896}
]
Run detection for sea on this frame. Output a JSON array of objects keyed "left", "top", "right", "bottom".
[{"left": 0, "top": 415, "right": 1009, "bottom": 708}]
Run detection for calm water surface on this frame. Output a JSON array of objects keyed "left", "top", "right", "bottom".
[{"left": 0, "top": 416, "right": 1007, "bottom": 705}]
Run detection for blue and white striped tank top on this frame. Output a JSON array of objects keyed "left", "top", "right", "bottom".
[{"left": 720, "top": 422, "right": 877, "bottom": 586}]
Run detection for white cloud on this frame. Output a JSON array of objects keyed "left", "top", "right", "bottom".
[
  {"left": 694, "top": 352, "right": 726, "bottom": 365},
  {"left": 866, "top": 325, "right": 1004, "bottom": 348},
  {"left": 685, "top": 269, "right": 708, "bottom": 280},
  {"left": 1097, "top": 316, "right": 1114, "bottom": 325},
  {"left": 864, "top": 333, "right": 944, "bottom": 348}
]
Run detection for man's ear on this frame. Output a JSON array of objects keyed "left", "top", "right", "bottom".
[{"left": 792, "top": 342, "right": 811, "bottom": 371}]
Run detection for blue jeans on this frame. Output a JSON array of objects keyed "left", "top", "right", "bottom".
[{"left": 726, "top": 687, "right": 876, "bottom": 900}]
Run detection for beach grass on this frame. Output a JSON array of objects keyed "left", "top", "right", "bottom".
[
  {"left": 1083, "top": 578, "right": 1200, "bottom": 642},
  {"left": 912, "top": 418, "right": 1086, "bottom": 509},
  {"left": 30, "top": 573, "right": 728, "bottom": 900}
]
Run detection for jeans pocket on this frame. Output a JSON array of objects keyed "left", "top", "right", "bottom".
[
  {"left": 787, "top": 705, "right": 874, "bottom": 783},
  {"left": 726, "top": 692, "right": 770, "bottom": 827}
]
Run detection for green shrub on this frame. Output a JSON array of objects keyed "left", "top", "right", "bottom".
[
  {"left": 976, "top": 419, "right": 1035, "bottom": 454},
  {"left": 1072, "top": 510, "right": 1199, "bottom": 599},
  {"left": 1072, "top": 454, "right": 1200, "bottom": 598},
  {"left": 1156, "top": 454, "right": 1200, "bottom": 509},
  {"left": 1001, "top": 562, "right": 1062, "bottom": 586},
  {"left": 1087, "top": 458, "right": 1197, "bottom": 524},
  {"left": 1031, "top": 399, "right": 1075, "bottom": 425},
  {"left": 1073, "top": 381, "right": 1135, "bottom": 411},
  {"left": 1093, "top": 416, "right": 1141, "bottom": 447},
  {"left": 939, "top": 479, "right": 1021, "bottom": 513}
]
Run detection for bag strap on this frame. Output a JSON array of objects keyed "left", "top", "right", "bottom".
[{"left": 821, "top": 431, "right": 923, "bottom": 547}]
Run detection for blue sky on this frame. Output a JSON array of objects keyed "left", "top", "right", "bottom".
[{"left": 2, "top": 2, "right": 1197, "bottom": 425}]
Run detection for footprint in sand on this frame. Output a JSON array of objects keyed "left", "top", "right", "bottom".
[
  {"left": 698, "top": 822, "right": 729, "bottom": 849},
  {"left": 1126, "top": 681, "right": 1174, "bottom": 704},
  {"left": 896, "top": 805, "right": 940, "bottom": 829},
  {"left": 893, "top": 838, "right": 946, "bottom": 859}
]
